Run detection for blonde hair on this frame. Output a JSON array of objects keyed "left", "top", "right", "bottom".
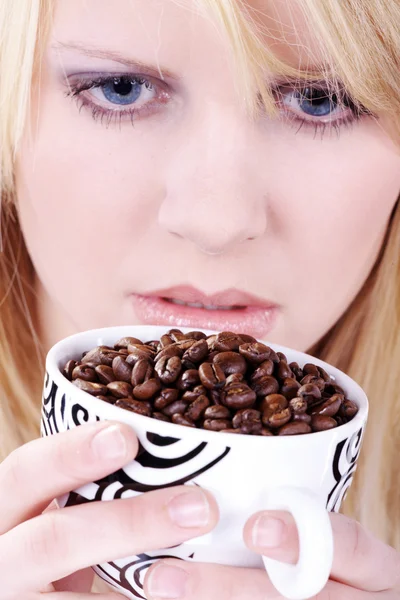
[{"left": 1, "top": 0, "right": 400, "bottom": 549}]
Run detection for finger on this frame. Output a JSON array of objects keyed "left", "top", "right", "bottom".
[
  {"left": 0, "top": 421, "right": 138, "bottom": 533},
  {"left": 144, "top": 560, "right": 399, "bottom": 600},
  {"left": 40, "top": 594, "right": 125, "bottom": 600},
  {"left": 244, "top": 510, "right": 400, "bottom": 592},
  {"left": 0, "top": 486, "right": 219, "bottom": 593},
  {"left": 52, "top": 568, "right": 94, "bottom": 593}
]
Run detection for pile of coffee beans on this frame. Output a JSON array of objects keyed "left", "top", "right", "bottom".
[{"left": 62, "top": 329, "right": 358, "bottom": 436}]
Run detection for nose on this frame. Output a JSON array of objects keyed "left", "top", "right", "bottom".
[{"left": 158, "top": 107, "right": 268, "bottom": 255}]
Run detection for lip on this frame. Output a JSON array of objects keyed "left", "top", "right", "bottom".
[{"left": 130, "top": 286, "right": 279, "bottom": 338}]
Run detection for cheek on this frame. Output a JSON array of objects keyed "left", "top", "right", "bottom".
[
  {"left": 268, "top": 121, "right": 400, "bottom": 344},
  {"left": 15, "top": 87, "right": 164, "bottom": 282}
]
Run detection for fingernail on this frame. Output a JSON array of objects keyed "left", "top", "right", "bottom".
[
  {"left": 148, "top": 563, "right": 189, "bottom": 599},
  {"left": 91, "top": 424, "right": 127, "bottom": 460},
  {"left": 168, "top": 490, "right": 209, "bottom": 528},
  {"left": 253, "top": 515, "right": 286, "bottom": 548}
]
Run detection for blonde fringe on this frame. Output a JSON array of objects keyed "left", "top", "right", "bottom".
[{"left": 0, "top": 0, "right": 400, "bottom": 550}]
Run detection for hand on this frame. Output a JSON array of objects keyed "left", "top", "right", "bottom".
[
  {"left": 144, "top": 510, "right": 400, "bottom": 600},
  {"left": 0, "top": 421, "right": 219, "bottom": 600}
]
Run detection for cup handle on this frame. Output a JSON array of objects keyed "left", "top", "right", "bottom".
[{"left": 262, "top": 486, "right": 333, "bottom": 600}]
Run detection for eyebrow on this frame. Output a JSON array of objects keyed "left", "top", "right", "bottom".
[{"left": 51, "top": 41, "right": 180, "bottom": 80}]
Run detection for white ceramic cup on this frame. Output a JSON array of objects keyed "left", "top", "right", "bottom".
[{"left": 41, "top": 326, "right": 369, "bottom": 600}]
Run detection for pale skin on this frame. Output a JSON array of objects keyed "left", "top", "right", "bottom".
[{"left": 2, "top": 0, "right": 400, "bottom": 598}]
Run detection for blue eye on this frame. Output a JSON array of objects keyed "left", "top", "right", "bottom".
[
  {"left": 296, "top": 88, "right": 337, "bottom": 117},
  {"left": 101, "top": 77, "right": 146, "bottom": 105}
]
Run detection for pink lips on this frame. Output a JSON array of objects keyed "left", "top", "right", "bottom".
[{"left": 130, "top": 286, "right": 279, "bottom": 338}]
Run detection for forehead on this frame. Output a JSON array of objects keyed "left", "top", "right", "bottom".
[{"left": 51, "top": 0, "right": 326, "bottom": 72}]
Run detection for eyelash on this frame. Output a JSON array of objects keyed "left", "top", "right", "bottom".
[
  {"left": 65, "top": 74, "right": 371, "bottom": 137},
  {"left": 65, "top": 74, "right": 169, "bottom": 126},
  {"left": 271, "top": 84, "right": 371, "bottom": 139}
]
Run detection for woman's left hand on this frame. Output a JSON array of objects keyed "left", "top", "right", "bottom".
[{"left": 144, "top": 511, "right": 400, "bottom": 599}]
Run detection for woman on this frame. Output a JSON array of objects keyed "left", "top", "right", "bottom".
[{"left": 0, "top": 0, "right": 399, "bottom": 598}]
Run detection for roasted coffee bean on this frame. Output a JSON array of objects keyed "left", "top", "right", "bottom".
[
  {"left": 318, "top": 366, "right": 332, "bottom": 383},
  {"left": 162, "top": 400, "right": 188, "bottom": 418},
  {"left": 145, "top": 341, "right": 159, "bottom": 352},
  {"left": 133, "top": 378, "right": 161, "bottom": 400},
  {"left": 260, "top": 427, "right": 274, "bottom": 436},
  {"left": 339, "top": 399, "right": 358, "bottom": 419},
  {"left": 281, "top": 377, "right": 301, "bottom": 400},
  {"left": 182, "top": 359, "right": 197, "bottom": 370},
  {"left": 114, "top": 399, "right": 152, "bottom": 417},
  {"left": 183, "top": 339, "right": 208, "bottom": 363},
  {"left": 73, "top": 379, "right": 108, "bottom": 396},
  {"left": 239, "top": 342, "right": 273, "bottom": 364},
  {"left": 205, "top": 351, "right": 220, "bottom": 363},
  {"left": 199, "top": 363, "right": 226, "bottom": 390},
  {"left": 297, "top": 384, "right": 322, "bottom": 404},
  {"left": 97, "top": 395, "right": 116, "bottom": 405},
  {"left": 241, "top": 422, "right": 263, "bottom": 435},
  {"left": 114, "top": 336, "right": 143, "bottom": 349},
  {"left": 127, "top": 343, "right": 155, "bottom": 360},
  {"left": 95, "top": 365, "right": 116, "bottom": 385},
  {"left": 131, "top": 358, "right": 153, "bottom": 387},
  {"left": 206, "top": 334, "right": 217, "bottom": 349},
  {"left": 289, "top": 362, "right": 304, "bottom": 380},
  {"left": 276, "top": 361, "right": 293, "bottom": 381},
  {"left": 185, "top": 395, "right": 210, "bottom": 421},
  {"left": 204, "top": 405, "right": 231, "bottom": 420},
  {"left": 293, "top": 413, "right": 312, "bottom": 424},
  {"left": 81, "top": 347, "right": 120, "bottom": 367},
  {"left": 177, "top": 369, "right": 201, "bottom": 391},
  {"left": 213, "top": 351, "right": 247, "bottom": 376},
  {"left": 182, "top": 385, "right": 207, "bottom": 403},
  {"left": 63, "top": 360, "right": 77, "bottom": 381},
  {"left": 237, "top": 333, "right": 256, "bottom": 343},
  {"left": 203, "top": 419, "right": 231, "bottom": 431},
  {"left": 155, "top": 355, "right": 182, "bottom": 385},
  {"left": 213, "top": 332, "right": 244, "bottom": 352},
  {"left": 311, "top": 415, "right": 338, "bottom": 432},
  {"left": 186, "top": 331, "right": 207, "bottom": 341},
  {"left": 325, "top": 383, "right": 346, "bottom": 396},
  {"left": 303, "top": 363, "right": 320, "bottom": 377},
  {"left": 209, "top": 389, "right": 223, "bottom": 405},
  {"left": 289, "top": 396, "right": 308, "bottom": 415},
  {"left": 221, "top": 383, "right": 256, "bottom": 409},
  {"left": 252, "top": 359, "right": 274, "bottom": 380},
  {"left": 65, "top": 331, "right": 357, "bottom": 436},
  {"left": 174, "top": 339, "right": 197, "bottom": 352},
  {"left": 223, "top": 428, "right": 242, "bottom": 434},
  {"left": 112, "top": 356, "right": 133, "bottom": 383},
  {"left": 72, "top": 364, "right": 97, "bottom": 383},
  {"left": 168, "top": 328, "right": 186, "bottom": 342},
  {"left": 154, "top": 388, "right": 179, "bottom": 410},
  {"left": 278, "top": 421, "right": 312, "bottom": 435},
  {"left": 107, "top": 381, "right": 133, "bottom": 399},
  {"left": 160, "top": 334, "right": 174, "bottom": 348},
  {"left": 263, "top": 407, "right": 291, "bottom": 429},
  {"left": 260, "top": 394, "right": 288, "bottom": 413},
  {"left": 300, "top": 374, "right": 319, "bottom": 386},
  {"left": 153, "top": 412, "right": 171, "bottom": 422},
  {"left": 155, "top": 344, "right": 183, "bottom": 362},
  {"left": 251, "top": 375, "right": 279, "bottom": 398},
  {"left": 226, "top": 373, "right": 244, "bottom": 385},
  {"left": 311, "top": 394, "right": 343, "bottom": 417},
  {"left": 172, "top": 414, "right": 196, "bottom": 428},
  {"left": 232, "top": 409, "right": 261, "bottom": 429}
]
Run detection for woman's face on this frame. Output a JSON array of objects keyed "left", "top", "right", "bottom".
[{"left": 16, "top": 0, "right": 400, "bottom": 351}]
